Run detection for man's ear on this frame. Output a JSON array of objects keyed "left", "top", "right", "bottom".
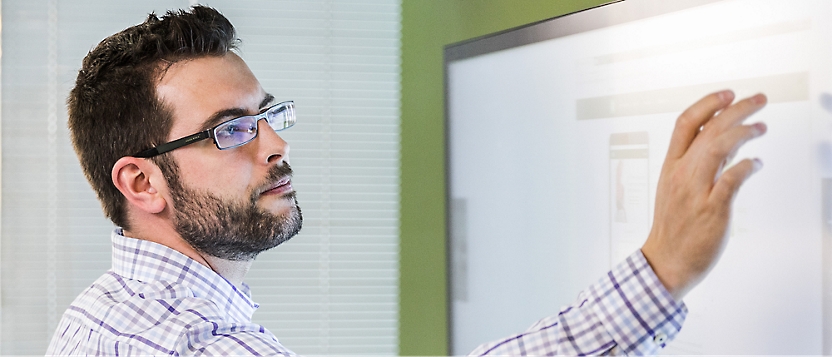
[{"left": 112, "top": 157, "right": 167, "bottom": 214}]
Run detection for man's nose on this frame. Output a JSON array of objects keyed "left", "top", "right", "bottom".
[{"left": 256, "top": 119, "right": 290, "bottom": 165}]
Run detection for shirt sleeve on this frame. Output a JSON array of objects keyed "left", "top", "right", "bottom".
[{"left": 468, "top": 250, "right": 688, "bottom": 356}]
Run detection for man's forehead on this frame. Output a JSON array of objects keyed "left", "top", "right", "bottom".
[
  {"left": 154, "top": 53, "right": 267, "bottom": 134},
  {"left": 156, "top": 53, "right": 255, "bottom": 90}
]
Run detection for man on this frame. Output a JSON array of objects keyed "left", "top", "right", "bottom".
[{"left": 47, "top": 6, "right": 767, "bottom": 356}]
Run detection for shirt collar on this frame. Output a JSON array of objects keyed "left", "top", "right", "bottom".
[{"left": 110, "top": 229, "right": 259, "bottom": 322}]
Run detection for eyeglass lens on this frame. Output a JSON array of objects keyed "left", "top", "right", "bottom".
[{"left": 213, "top": 102, "right": 296, "bottom": 149}]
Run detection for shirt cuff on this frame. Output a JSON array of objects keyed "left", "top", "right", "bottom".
[{"left": 589, "top": 249, "right": 688, "bottom": 355}]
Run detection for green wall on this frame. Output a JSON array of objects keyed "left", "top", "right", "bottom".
[{"left": 399, "top": 1, "right": 609, "bottom": 355}]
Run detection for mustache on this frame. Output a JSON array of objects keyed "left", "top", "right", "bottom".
[{"left": 250, "top": 162, "right": 294, "bottom": 200}]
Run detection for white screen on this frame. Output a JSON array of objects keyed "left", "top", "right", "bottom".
[{"left": 447, "top": 0, "right": 832, "bottom": 354}]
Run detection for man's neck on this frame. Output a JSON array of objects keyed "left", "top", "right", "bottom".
[
  {"left": 201, "top": 255, "right": 253, "bottom": 287},
  {"left": 123, "top": 225, "right": 253, "bottom": 287}
]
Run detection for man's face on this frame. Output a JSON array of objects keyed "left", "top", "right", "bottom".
[{"left": 155, "top": 53, "right": 301, "bottom": 260}]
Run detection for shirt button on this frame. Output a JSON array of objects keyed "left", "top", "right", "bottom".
[{"left": 653, "top": 333, "right": 667, "bottom": 344}]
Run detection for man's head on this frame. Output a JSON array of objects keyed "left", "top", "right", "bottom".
[{"left": 69, "top": 6, "right": 301, "bottom": 260}]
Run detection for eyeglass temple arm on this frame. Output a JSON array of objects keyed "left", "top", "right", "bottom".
[{"left": 131, "top": 131, "right": 212, "bottom": 158}]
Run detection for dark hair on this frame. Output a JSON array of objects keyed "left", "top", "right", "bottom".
[{"left": 68, "top": 6, "right": 240, "bottom": 229}]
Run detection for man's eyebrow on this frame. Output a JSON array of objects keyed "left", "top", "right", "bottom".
[
  {"left": 201, "top": 108, "right": 249, "bottom": 131},
  {"left": 200, "top": 93, "right": 276, "bottom": 130},
  {"left": 260, "top": 93, "right": 275, "bottom": 109}
]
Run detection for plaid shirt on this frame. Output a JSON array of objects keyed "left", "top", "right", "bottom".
[
  {"left": 470, "top": 251, "right": 688, "bottom": 356},
  {"left": 47, "top": 231, "right": 685, "bottom": 356},
  {"left": 46, "top": 230, "right": 295, "bottom": 356}
]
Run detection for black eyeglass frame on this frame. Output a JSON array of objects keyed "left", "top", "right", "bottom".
[{"left": 131, "top": 101, "right": 295, "bottom": 158}]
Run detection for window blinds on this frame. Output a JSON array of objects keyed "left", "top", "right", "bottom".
[{"left": 0, "top": 0, "right": 400, "bottom": 355}]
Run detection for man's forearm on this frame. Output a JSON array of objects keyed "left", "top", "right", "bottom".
[{"left": 469, "top": 250, "right": 687, "bottom": 356}]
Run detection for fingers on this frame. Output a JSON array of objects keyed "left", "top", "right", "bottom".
[
  {"left": 705, "top": 93, "right": 767, "bottom": 137},
  {"left": 710, "top": 157, "right": 763, "bottom": 204},
  {"left": 666, "top": 90, "right": 734, "bottom": 161},
  {"left": 697, "top": 122, "right": 767, "bottom": 183}
]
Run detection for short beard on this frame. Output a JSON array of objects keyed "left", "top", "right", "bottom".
[{"left": 157, "top": 157, "right": 302, "bottom": 261}]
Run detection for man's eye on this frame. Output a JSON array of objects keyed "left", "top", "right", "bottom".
[{"left": 220, "top": 122, "right": 255, "bottom": 135}]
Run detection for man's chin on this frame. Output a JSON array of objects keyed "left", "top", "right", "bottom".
[{"left": 258, "top": 192, "right": 298, "bottom": 212}]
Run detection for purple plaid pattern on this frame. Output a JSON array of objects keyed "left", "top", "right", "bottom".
[
  {"left": 46, "top": 230, "right": 296, "bottom": 356},
  {"left": 469, "top": 251, "right": 688, "bottom": 356}
]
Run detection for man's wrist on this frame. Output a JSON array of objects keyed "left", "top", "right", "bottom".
[
  {"left": 594, "top": 250, "right": 688, "bottom": 354},
  {"left": 640, "top": 242, "right": 686, "bottom": 302}
]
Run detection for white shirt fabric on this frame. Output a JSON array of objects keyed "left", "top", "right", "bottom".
[
  {"left": 47, "top": 229, "right": 686, "bottom": 356},
  {"left": 47, "top": 230, "right": 295, "bottom": 356}
]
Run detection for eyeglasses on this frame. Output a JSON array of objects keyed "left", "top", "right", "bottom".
[{"left": 132, "top": 101, "right": 296, "bottom": 158}]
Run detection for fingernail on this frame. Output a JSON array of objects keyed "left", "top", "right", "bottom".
[
  {"left": 718, "top": 90, "right": 734, "bottom": 103},
  {"left": 753, "top": 122, "right": 767, "bottom": 136},
  {"left": 751, "top": 93, "right": 767, "bottom": 105},
  {"left": 753, "top": 158, "right": 764, "bottom": 173}
]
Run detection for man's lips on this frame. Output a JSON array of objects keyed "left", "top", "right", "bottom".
[{"left": 260, "top": 176, "right": 293, "bottom": 196}]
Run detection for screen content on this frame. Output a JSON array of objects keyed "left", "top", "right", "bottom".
[{"left": 447, "top": 0, "right": 832, "bottom": 354}]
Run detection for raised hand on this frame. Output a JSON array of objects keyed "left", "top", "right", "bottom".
[{"left": 641, "top": 90, "right": 767, "bottom": 301}]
